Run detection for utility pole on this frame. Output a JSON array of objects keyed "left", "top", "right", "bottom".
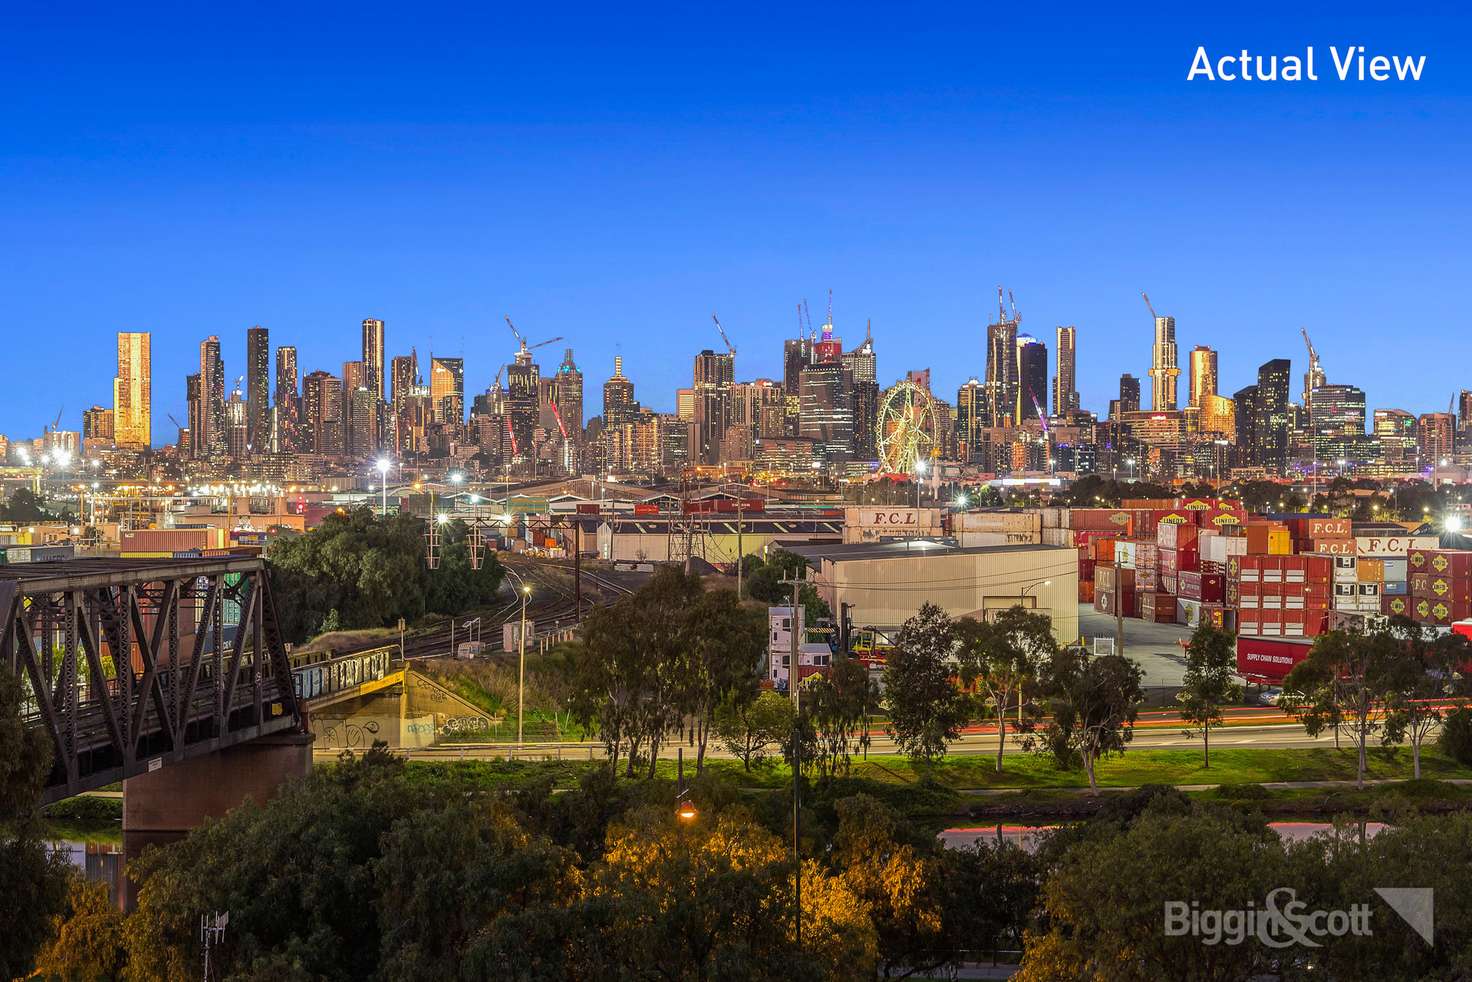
[
  {"left": 573, "top": 521, "right": 582, "bottom": 619},
  {"left": 517, "top": 586, "right": 530, "bottom": 746},
  {"left": 1114, "top": 562, "right": 1125, "bottom": 658},
  {"left": 736, "top": 496, "right": 744, "bottom": 598},
  {"left": 778, "top": 568, "right": 806, "bottom": 949}
]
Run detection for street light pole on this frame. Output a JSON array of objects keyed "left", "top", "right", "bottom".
[{"left": 517, "top": 585, "right": 531, "bottom": 747}]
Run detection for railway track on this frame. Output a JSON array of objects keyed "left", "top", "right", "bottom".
[{"left": 398, "top": 555, "right": 634, "bottom": 660}]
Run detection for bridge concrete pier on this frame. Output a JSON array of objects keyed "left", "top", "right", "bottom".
[{"left": 122, "top": 731, "right": 314, "bottom": 906}]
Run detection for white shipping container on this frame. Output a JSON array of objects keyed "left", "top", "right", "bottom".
[
  {"left": 955, "top": 510, "right": 1042, "bottom": 534},
  {"left": 1041, "top": 527, "right": 1077, "bottom": 548}
]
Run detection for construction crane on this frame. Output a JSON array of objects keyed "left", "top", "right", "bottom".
[
  {"left": 997, "top": 286, "right": 1007, "bottom": 323},
  {"left": 1301, "top": 327, "right": 1326, "bottom": 404},
  {"left": 1141, "top": 292, "right": 1159, "bottom": 321},
  {"left": 45, "top": 406, "right": 63, "bottom": 434},
  {"left": 802, "top": 299, "right": 814, "bottom": 338},
  {"left": 167, "top": 412, "right": 186, "bottom": 431},
  {"left": 503, "top": 315, "right": 563, "bottom": 357},
  {"left": 711, "top": 313, "right": 737, "bottom": 357},
  {"left": 1008, "top": 289, "right": 1022, "bottom": 325}
]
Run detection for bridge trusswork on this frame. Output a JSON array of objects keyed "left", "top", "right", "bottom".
[{"left": 0, "top": 557, "right": 302, "bottom": 804}]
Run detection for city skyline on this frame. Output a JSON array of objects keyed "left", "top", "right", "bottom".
[
  {"left": 2, "top": 8, "right": 1469, "bottom": 437},
  {"left": 19, "top": 307, "right": 1467, "bottom": 449}
]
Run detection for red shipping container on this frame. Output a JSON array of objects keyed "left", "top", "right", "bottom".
[
  {"left": 1413, "top": 597, "right": 1472, "bottom": 625},
  {"left": 1139, "top": 592, "right": 1176, "bottom": 623},
  {"left": 1237, "top": 636, "right": 1315, "bottom": 682},
  {"left": 1078, "top": 581, "right": 1095, "bottom": 603},
  {"left": 1136, "top": 567, "right": 1161, "bottom": 592},
  {"left": 1420, "top": 575, "right": 1472, "bottom": 603},
  {"left": 1071, "top": 509, "right": 1136, "bottom": 535},
  {"left": 1384, "top": 594, "right": 1413, "bottom": 617},
  {"left": 1078, "top": 557, "right": 1097, "bottom": 582},
  {"left": 1409, "top": 549, "right": 1472, "bottom": 577},
  {"left": 1179, "top": 571, "right": 1225, "bottom": 603},
  {"left": 1094, "top": 538, "right": 1119, "bottom": 564},
  {"left": 633, "top": 503, "right": 660, "bottom": 516},
  {"left": 1160, "top": 571, "right": 1179, "bottom": 595},
  {"left": 1096, "top": 586, "right": 1137, "bottom": 618}
]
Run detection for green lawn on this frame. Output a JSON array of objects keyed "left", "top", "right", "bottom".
[{"left": 652, "top": 745, "right": 1472, "bottom": 793}]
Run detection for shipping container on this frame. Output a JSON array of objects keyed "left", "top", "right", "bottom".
[
  {"left": 1139, "top": 592, "right": 1176, "bottom": 623},
  {"left": 1178, "top": 570, "right": 1225, "bottom": 603},
  {"left": 1384, "top": 595, "right": 1413, "bottom": 617},
  {"left": 1410, "top": 549, "right": 1472, "bottom": 577},
  {"left": 1357, "top": 559, "right": 1384, "bottom": 583},
  {"left": 1413, "top": 596, "right": 1472, "bottom": 625},
  {"left": 1070, "top": 509, "right": 1135, "bottom": 535},
  {"left": 1157, "top": 521, "right": 1199, "bottom": 551},
  {"left": 1237, "top": 636, "right": 1315, "bottom": 683},
  {"left": 633, "top": 502, "right": 661, "bottom": 516}
]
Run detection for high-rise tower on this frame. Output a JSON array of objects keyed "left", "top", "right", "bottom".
[
  {"left": 1144, "top": 294, "right": 1180, "bottom": 411},
  {"left": 246, "top": 325, "right": 271, "bottom": 453},
  {"left": 1188, "top": 346, "right": 1218, "bottom": 408},
  {"left": 693, "top": 349, "right": 734, "bottom": 465},
  {"left": 1015, "top": 334, "right": 1048, "bottom": 422},
  {"left": 198, "top": 336, "right": 226, "bottom": 456},
  {"left": 984, "top": 288, "right": 1020, "bottom": 425},
  {"left": 1053, "top": 326, "right": 1077, "bottom": 415},
  {"left": 113, "top": 331, "right": 151, "bottom": 449},
  {"left": 362, "top": 318, "right": 385, "bottom": 401}
]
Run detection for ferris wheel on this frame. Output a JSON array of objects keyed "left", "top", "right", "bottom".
[{"left": 876, "top": 381, "right": 938, "bottom": 475}]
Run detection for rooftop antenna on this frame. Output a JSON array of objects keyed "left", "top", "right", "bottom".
[{"left": 997, "top": 285, "right": 1007, "bottom": 323}]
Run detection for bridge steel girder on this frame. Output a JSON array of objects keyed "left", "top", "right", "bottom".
[{"left": 0, "top": 558, "right": 303, "bottom": 804}]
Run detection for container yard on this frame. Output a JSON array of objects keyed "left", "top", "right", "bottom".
[{"left": 1037, "top": 498, "right": 1472, "bottom": 683}]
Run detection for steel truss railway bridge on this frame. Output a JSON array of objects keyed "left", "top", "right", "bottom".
[{"left": 0, "top": 557, "right": 398, "bottom": 807}]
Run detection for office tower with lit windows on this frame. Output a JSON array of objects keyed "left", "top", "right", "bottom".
[
  {"left": 1053, "top": 326, "right": 1077, "bottom": 414},
  {"left": 361, "top": 318, "right": 385, "bottom": 401},
  {"left": 603, "top": 356, "right": 637, "bottom": 427},
  {"left": 303, "top": 370, "right": 343, "bottom": 454},
  {"left": 1188, "top": 346, "right": 1218, "bottom": 408},
  {"left": 185, "top": 374, "right": 201, "bottom": 457},
  {"left": 430, "top": 357, "right": 464, "bottom": 424},
  {"left": 1374, "top": 409, "right": 1417, "bottom": 470},
  {"left": 799, "top": 361, "right": 854, "bottom": 464},
  {"left": 83, "top": 406, "right": 114, "bottom": 445},
  {"left": 692, "top": 349, "right": 734, "bottom": 465},
  {"left": 783, "top": 336, "right": 813, "bottom": 397},
  {"left": 1246, "top": 359, "right": 1291, "bottom": 472},
  {"left": 346, "top": 387, "right": 379, "bottom": 459},
  {"left": 1117, "top": 374, "right": 1141, "bottom": 416},
  {"left": 676, "top": 388, "right": 694, "bottom": 421},
  {"left": 244, "top": 325, "right": 270, "bottom": 453},
  {"left": 955, "top": 378, "right": 989, "bottom": 464},
  {"left": 984, "top": 309, "right": 1019, "bottom": 425},
  {"left": 1015, "top": 335, "right": 1048, "bottom": 421},
  {"left": 842, "top": 329, "right": 879, "bottom": 459},
  {"left": 505, "top": 347, "right": 541, "bottom": 455},
  {"left": 391, "top": 352, "right": 418, "bottom": 405},
  {"left": 1309, "top": 383, "right": 1368, "bottom": 464},
  {"left": 198, "top": 336, "right": 226, "bottom": 457},
  {"left": 113, "top": 331, "right": 151, "bottom": 449},
  {"left": 1419, "top": 413, "right": 1456, "bottom": 467},
  {"left": 225, "top": 386, "right": 248, "bottom": 459},
  {"left": 550, "top": 348, "right": 584, "bottom": 440},
  {"left": 273, "top": 345, "right": 299, "bottom": 453},
  {"left": 1149, "top": 311, "right": 1180, "bottom": 410}
]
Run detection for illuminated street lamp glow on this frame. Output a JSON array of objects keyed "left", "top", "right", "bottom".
[
  {"left": 1447, "top": 516, "right": 1465, "bottom": 534},
  {"left": 450, "top": 471, "right": 465, "bottom": 484},
  {"left": 436, "top": 513, "right": 449, "bottom": 524}
]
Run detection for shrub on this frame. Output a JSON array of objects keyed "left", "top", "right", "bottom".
[{"left": 1440, "top": 706, "right": 1472, "bottom": 766}]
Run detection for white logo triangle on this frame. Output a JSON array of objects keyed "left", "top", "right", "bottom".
[{"left": 1375, "top": 887, "right": 1434, "bottom": 945}]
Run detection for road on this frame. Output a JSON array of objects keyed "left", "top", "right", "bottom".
[{"left": 1076, "top": 602, "right": 1194, "bottom": 687}]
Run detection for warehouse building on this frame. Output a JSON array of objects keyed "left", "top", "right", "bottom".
[
  {"left": 786, "top": 539, "right": 1079, "bottom": 641},
  {"left": 593, "top": 515, "right": 842, "bottom": 565}
]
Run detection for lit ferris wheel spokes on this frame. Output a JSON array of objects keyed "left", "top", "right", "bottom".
[{"left": 876, "top": 381, "right": 937, "bottom": 475}]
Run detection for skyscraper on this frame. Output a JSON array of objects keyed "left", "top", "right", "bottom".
[
  {"left": 198, "top": 336, "right": 226, "bottom": 457},
  {"left": 1118, "top": 374, "right": 1141, "bottom": 416},
  {"left": 506, "top": 348, "right": 541, "bottom": 456},
  {"left": 1149, "top": 311, "right": 1180, "bottom": 411},
  {"left": 1188, "top": 346, "right": 1218, "bottom": 408},
  {"left": 783, "top": 336, "right": 813, "bottom": 398},
  {"left": 984, "top": 305, "right": 1019, "bottom": 426},
  {"left": 246, "top": 325, "right": 270, "bottom": 453},
  {"left": 842, "top": 328, "right": 879, "bottom": 460},
  {"left": 550, "top": 348, "right": 584, "bottom": 438},
  {"left": 799, "top": 362, "right": 854, "bottom": 464},
  {"left": 955, "top": 379, "right": 989, "bottom": 464},
  {"left": 1015, "top": 335, "right": 1048, "bottom": 421},
  {"left": 1252, "top": 359, "right": 1291, "bottom": 473},
  {"left": 302, "top": 370, "right": 343, "bottom": 454},
  {"left": 113, "top": 331, "right": 151, "bottom": 449},
  {"left": 1309, "top": 383, "right": 1367, "bottom": 462},
  {"left": 186, "top": 373, "right": 201, "bottom": 458},
  {"left": 1419, "top": 413, "right": 1456, "bottom": 466},
  {"left": 692, "top": 349, "right": 734, "bottom": 465},
  {"left": 430, "top": 357, "right": 464, "bottom": 425},
  {"left": 1053, "top": 326, "right": 1077, "bottom": 415},
  {"left": 361, "top": 318, "right": 385, "bottom": 401},
  {"left": 391, "top": 352, "right": 418, "bottom": 406},
  {"left": 274, "top": 345, "right": 299, "bottom": 453},
  {"left": 603, "top": 356, "right": 636, "bottom": 427}
]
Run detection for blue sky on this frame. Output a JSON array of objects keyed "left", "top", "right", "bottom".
[{"left": 1, "top": 4, "right": 1468, "bottom": 439}]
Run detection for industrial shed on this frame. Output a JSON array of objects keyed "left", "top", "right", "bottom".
[
  {"left": 786, "top": 539, "right": 1079, "bottom": 641},
  {"left": 595, "top": 516, "right": 842, "bottom": 566}
]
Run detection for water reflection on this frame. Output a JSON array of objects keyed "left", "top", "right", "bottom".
[{"left": 53, "top": 840, "right": 125, "bottom": 906}]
